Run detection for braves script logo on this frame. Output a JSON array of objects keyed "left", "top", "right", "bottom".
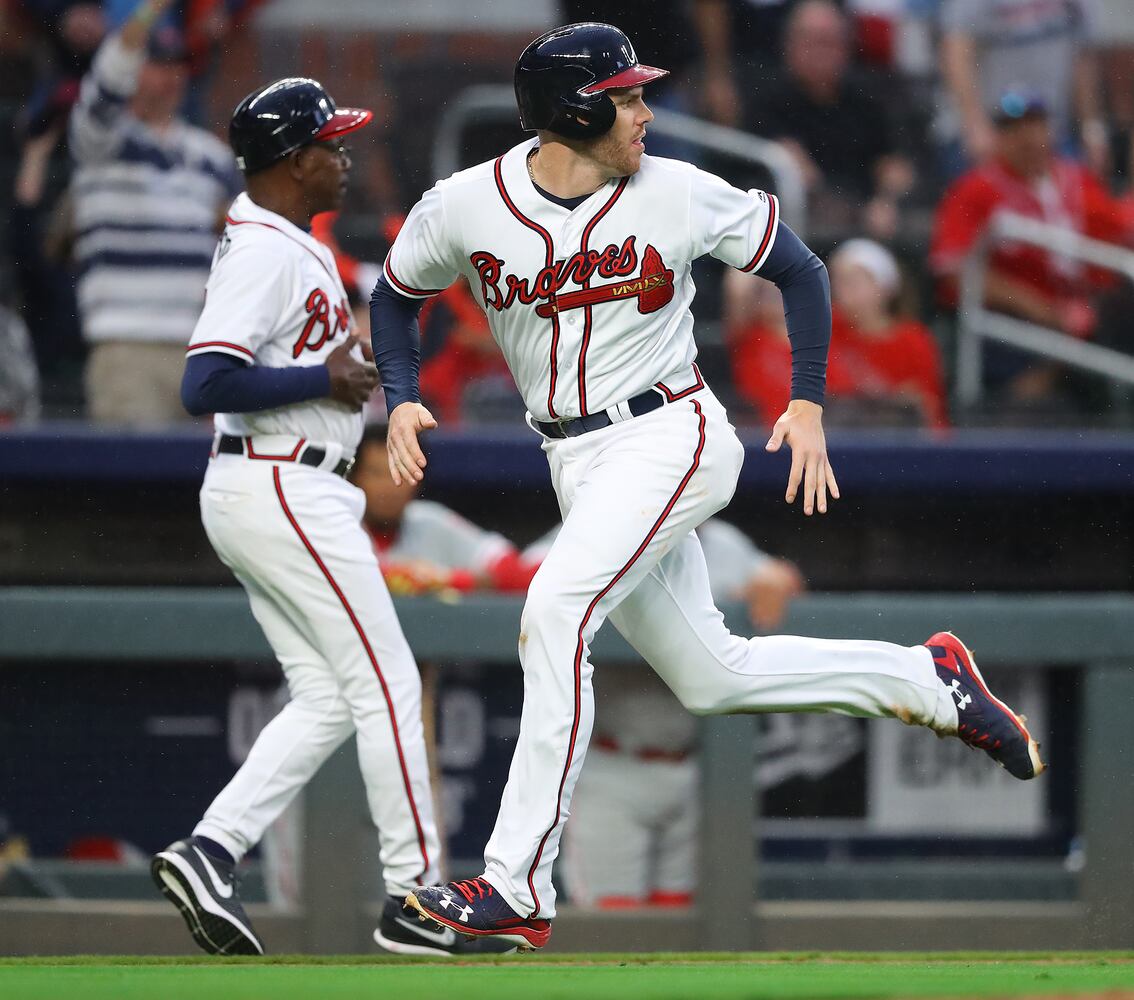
[
  {"left": 470, "top": 236, "right": 674, "bottom": 317},
  {"left": 293, "top": 288, "right": 350, "bottom": 358}
]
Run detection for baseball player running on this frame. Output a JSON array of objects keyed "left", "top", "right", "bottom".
[
  {"left": 371, "top": 23, "right": 1046, "bottom": 951},
  {"left": 150, "top": 78, "right": 502, "bottom": 958}
]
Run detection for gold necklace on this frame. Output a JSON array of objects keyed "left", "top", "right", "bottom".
[{"left": 526, "top": 149, "right": 538, "bottom": 186}]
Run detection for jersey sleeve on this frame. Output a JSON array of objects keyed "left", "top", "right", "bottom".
[
  {"left": 382, "top": 183, "right": 462, "bottom": 299},
  {"left": 688, "top": 167, "right": 781, "bottom": 274},
  {"left": 186, "top": 237, "right": 291, "bottom": 363}
]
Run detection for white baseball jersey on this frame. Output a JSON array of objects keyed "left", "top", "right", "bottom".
[
  {"left": 187, "top": 192, "right": 361, "bottom": 452},
  {"left": 384, "top": 137, "right": 780, "bottom": 421}
]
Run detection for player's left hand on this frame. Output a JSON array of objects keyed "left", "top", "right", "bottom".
[{"left": 765, "top": 399, "right": 840, "bottom": 516}]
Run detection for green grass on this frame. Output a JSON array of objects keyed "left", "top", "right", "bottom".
[{"left": 1, "top": 953, "right": 1131, "bottom": 1000}]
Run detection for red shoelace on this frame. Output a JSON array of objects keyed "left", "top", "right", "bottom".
[{"left": 453, "top": 877, "right": 494, "bottom": 903}]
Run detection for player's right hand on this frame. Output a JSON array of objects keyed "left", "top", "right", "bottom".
[
  {"left": 387, "top": 401, "right": 438, "bottom": 486},
  {"left": 325, "top": 336, "right": 380, "bottom": 409}
]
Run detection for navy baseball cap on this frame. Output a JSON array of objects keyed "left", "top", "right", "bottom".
[{"left": 992, "top": 89, "right": 1049, "bottom": 126}]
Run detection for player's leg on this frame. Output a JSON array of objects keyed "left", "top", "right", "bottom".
[
  {"left": 152, "top": 466, "right": 355, "bottom": 955},
  {"left": 191, "top": 576, "right": 354, "bottom": 859},
  {"left": 609, "top": 531, "right": 958, "bottom": 728},
  {"left": 266, "top": 463, "right": 441, "bottom": 895},
  {"left": 609, "top": 531, "right": 1042, "bottom": 779},
  {"left": 467, "top": 396, "right": 742, "bottom": 922},
  {"left": 560, "top": 749, "right": 652, "bottom": 907}
]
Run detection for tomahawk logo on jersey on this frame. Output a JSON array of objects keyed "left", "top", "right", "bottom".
[
  {"left": 186, "top": 191, "right": 360, "bottom": 450},
  {"left": 383, "top": 144, "right": 779, "bottom": 421}
]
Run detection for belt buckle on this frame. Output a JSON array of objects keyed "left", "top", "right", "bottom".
[{"left": 553, "top": 416, "right": 574, "bottom": 438}]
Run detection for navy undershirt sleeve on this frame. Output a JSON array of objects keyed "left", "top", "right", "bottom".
[
  {"left": 180, "top": 352, "right": 330, "bottom": 417},
  {"left": 370, "top": 273, "right": 425, "bottom": 414},
  {"left": 754, "top": 222, "right": 831, "bottom": 406}
]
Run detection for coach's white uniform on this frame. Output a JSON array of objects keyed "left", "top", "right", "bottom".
[
  {"left": 386, "top": 139, "right": 958, "bottom": 918},
  {"left": 189, "top": 192, "right": 440, "bottom": 895}
]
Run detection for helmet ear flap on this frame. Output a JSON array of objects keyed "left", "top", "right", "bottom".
[{"left": 550, "top": 92, "right": 616, "bottom": 140}]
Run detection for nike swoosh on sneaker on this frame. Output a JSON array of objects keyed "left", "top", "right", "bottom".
[
  {"left": 193, "top": 846, "right": 234, "bottom": 899},
  {"left": 395, "top": 915, "right": 457, "bottom": 946}
]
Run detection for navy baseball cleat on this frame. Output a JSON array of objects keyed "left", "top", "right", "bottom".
[
  {"left": 151, "top": 837, "right": 264, "bottom": 955},
  {"left": 374, "top": 895, "right": 518, "bottom": 956},
  {"left": 926, "top": 631, "right": 1046, "bottom": 780},
  {"left": 405, "top": 877, "right": 551, "bottom": 951}
]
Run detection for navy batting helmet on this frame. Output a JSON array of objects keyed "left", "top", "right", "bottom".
[
  {"left": 229, "top": 78, "right": 373, "bottom": 174},
  {"left": 514, "top": 23, "right": 669, "bottom": 140}
]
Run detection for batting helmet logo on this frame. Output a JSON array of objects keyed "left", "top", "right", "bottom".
[{"left": 514, "top": 22, "right": 669, "bottom": 140}]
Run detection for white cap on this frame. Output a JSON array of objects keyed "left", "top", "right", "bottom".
[{"left": 831, "top": 238, "right": 901, "bottom": 296}]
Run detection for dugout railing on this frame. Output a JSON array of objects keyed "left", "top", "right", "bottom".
[
  {"left": 1, "top": 588, "right": 1132, "bottom": 954},
  {"left": 955, "top": 212, "right": 1134, "bottom": 416}
]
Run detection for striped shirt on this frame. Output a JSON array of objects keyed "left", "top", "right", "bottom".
[{"left": 70, "top": 34, "right": 242, "bottom": 345}]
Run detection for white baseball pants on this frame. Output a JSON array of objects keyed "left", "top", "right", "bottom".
[
  {"left": 482, "top": 387, "right": 958, "bottom": 919},
  {"left": 192, "top": 448, "right": 440, "bottom": 896}
]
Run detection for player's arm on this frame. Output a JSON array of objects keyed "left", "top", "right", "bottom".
[
  {"left": 370, "top": 274, "right": 437, "bottom": 486},
  {"left": 371, "top": 182, "right": 461, "bottom": 485},
  {"left": 70, "top": 0, "right": 176, "bottom": 164},
  {"left": 180, "top": 339, "right": 377, "bottom": 416},
  {"left": 755, "top": 223, "right": 840, "bottom": 516}
]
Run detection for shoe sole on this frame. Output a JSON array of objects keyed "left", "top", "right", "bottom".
[
  {"left": 403, "top": 892, "right": 547, "bottom": 951},
  {"left": 943, "top": 631, "right": 1046, "bottom": 779},
  {"left": 151, "top": 852, "right": 264, "bottom": 956}
]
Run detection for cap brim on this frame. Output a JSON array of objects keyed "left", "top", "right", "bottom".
[
  {"left": 315, "top": 108, "right": 374, "bottom": 140},
  {"left": 579, "top": 64, "right": 669, "bottom": 96}
]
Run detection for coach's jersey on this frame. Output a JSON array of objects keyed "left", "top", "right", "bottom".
[
  {"left": 384, "top": 137, "right": 780, "bottom": 422},
  {"left": 187, "top": 192, "right": 362, "bottom": 451}
]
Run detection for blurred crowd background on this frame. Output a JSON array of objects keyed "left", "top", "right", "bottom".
[{"left": 3, "top": 0, "right": 1134, "bottom": 430}]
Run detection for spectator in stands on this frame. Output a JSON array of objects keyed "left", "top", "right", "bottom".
[
  {"left": 726, "top": 240, "right": 946, "bottom": 429},
  {"left": 525, "top": 519, "right": 805, "bottom": 909},
  {"left": 8, "top": 1, "right": 105, "bottom": 400},
  {"left": 826, "top": 238, "right": 947, "bottom": 428},
  {"left": 70, "top": 0, "right": 241, "bottom": 425},
  {"left": 930, "top": 91, "right": 1133, "bottom": 403},
  {"left": 744, "top": 0, "right": 915, "bottom": 240},
  {"left": 691, "top": 0, "right": 823, "bottom": 128},
  {"left": 939, "top": 0, "right": 1106, "bottom": 176},
  {"left": 351, "top": 423, "right": 541, "bottom": 596}
]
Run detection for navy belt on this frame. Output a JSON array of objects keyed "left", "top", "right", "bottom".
[
  {"left": 216, "top": 434, "right": 353, "bottom": 477},
  {"left": 534, "top": 388, "right": 666, "bottom": 439}
]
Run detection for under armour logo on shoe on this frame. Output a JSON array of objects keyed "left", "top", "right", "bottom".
[
  {"left": 439, "top": 891, "right": 474, "bottom": 922},
  {"left": 947, "top": 678, "right": 972, "bottom": 711}
]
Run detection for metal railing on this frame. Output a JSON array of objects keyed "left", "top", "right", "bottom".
[
  {"left": 956, "top": 211, "right": 1134, "bottom": 409},
  {"left": 431, "top": 84, "right": 807, "bottom": 236}
]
